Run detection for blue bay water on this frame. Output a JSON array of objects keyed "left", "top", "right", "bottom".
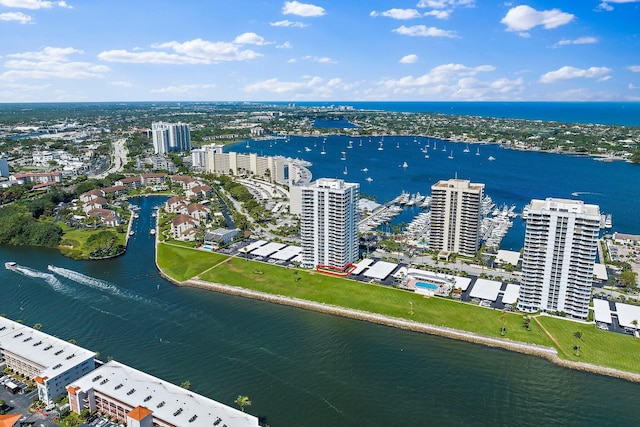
[
  {"left": 232, "top": 135, "right": 640, "bottom": 250},
  {"left": 2, "top": 196, "right": 640, "bottom": 426}
]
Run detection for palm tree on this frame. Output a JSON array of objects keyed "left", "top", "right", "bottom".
[
  {"left": 180, "top": 380, "right": 191, "bottom": 390},
  {"left": 235, "top": 395, "right": 251, "bottom": 412},
  {"left": 33, "top": 323, "right": 42, "bottom": 331}
]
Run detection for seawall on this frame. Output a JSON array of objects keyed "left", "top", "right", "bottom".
[{"left": 154, "top": 270, "right": 640, "bottom": 384}]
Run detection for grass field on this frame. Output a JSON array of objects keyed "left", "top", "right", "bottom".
[
  {"left": 157, "top": 243, "right": 640, "bottom": 374},
  {"left": 59, "top": 227, "right": 127, "bottom": 259}
]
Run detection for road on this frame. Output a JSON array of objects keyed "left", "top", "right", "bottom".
[{"left": 91, "top": 138, "right": 128, "bottom": 179}]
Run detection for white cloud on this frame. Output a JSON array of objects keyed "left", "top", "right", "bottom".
[
  {"left": 233, "top": 32, "right": 268, "bottom": 46},
  {"left": 0, "top": 0, "right": 70, "bottom": 9},
  {"left": 1, "top": 46, "right": 108, "bottom": 80},
  {"left": 598, "top": 0, "right": 640, "bottom": 11},
  {"left": 423, "top": 9, "right": 451, "bottom": 19},
  {"left": 244, "top": 75, "right": 354, "bottom": 98},
  {"left": 110, "top": 81, "right": 133, "bottom": 87},
  {"left": 370, "top": 8, "right": 422, "bottom": 20},
  {"left": 99, "top": 37, "right": 263, "bottom": 64},
  {"left": 270, "top": 19, "right": 307, "bottom": 27},
  {"left": 287, "top": 58, "right": 297, "bottom": 63},
  {"left": 400, "top": 54, "right": 418, "bottom": 64},
  {"left": 629, "top": 83, "right": 640, "bottom": 90},
  {"left": 627, "top": 65, "right": 640, "bottom": 72},
  {"left": 539, "top": 66, "right": 612, "bottom": 83},
  {"left": 553, "top": 36, "right": 598, "bottom": 47},
  {"left": 0, "top": 11, "right": 31, "bottom": 23},
  {"left": 416, "top": 0, "right": 475, "bottom": 7},
  {"left": 98, "top": 50, "right": 209, "bottom": 64},
  {"left": 156, "top": 39, "right": 262, "bottom": 62},
  {"left": 277, "top": 41, "right": 292, "bottom": 49},
  {"left": 302, "top": 55, "right": 337, "bottom": 63},
  {"left": 380, "top": 63, "right": 496, "bottom": 88},
  {"left": 151, "top": 84, "right": 215, "bottom": 94},
  {"left": 416, "top": 0, "right": 475, "bottom": 19},
  {"left": 377, "top": 63, "right": 522, "bottom": 100},
  {"left": 282, "top": 1, "right": 325, "bottom": 17},
  {"left": 501, "top": 5, "right": 574, "bottom": 32},
  {"left": 393, "top": 24, "right": 457, "bottom": 38}
]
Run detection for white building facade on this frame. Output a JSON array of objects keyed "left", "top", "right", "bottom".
[
  {"left": 0, "top": 317, "right": 96, "bottom": 404},
  {"left": 300, "top": 178, "right": 359, "bottom": 269},
  {"left": 67, "top": 360, "right": 258, "bottom": 427},
  {"left": 518, "top": 198, "right": 601, "bottom": 319},
  {"left": 429, "top": 178, "right": 484, "bottom": 257},
  {"left": 151, "top": 122, "right": 191, "bottom": 154}
]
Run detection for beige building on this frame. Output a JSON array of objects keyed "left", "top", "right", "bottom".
[
  {"left": 429, "top": 178, "right": 484, "bottom": 257},
  {"left": 204, "top": 151, "right": 285, "bottom": 183}
]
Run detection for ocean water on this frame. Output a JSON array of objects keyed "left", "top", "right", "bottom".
[
  {"left": 2, "top": 196, "right": 640, "bottom": 426},
  {"left": 232, "top": 135, "right": 640, "bottom": 251},
  {"left": 276, "top": 101, "right": 640, "bottom": 126}
]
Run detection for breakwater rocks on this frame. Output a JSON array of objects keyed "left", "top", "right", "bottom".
[{"left": 163, "top": 274, "right": 640, "bottom": 384}]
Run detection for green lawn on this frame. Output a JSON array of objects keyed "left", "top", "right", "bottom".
[
  {"left": 59, "top": 227, "right": 127, "bottom": 259},
  {"left": 157, "top": 243, "right": 640, "bottom": 374},
  {"left": 157, "top": 243, "right": 227, "bottom": 281},
  {"left": 537, "top": 316, "right": 640, "bottom": 372}
]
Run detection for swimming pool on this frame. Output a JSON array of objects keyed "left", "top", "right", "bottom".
[{"left": 415, "top": 281, "right": 439, "bottom": 291}]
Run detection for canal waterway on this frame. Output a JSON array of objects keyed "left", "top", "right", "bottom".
[{"left": 2, "top": 195, "right": 640, "bottom": 426}]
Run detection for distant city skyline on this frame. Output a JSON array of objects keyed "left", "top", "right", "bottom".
[{"left": 0, "top": 0, "right": 639, "bottom": 102}]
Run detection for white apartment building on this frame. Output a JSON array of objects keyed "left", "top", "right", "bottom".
[
  {"left": 299, "top": 178, "right": 359, "bottom": 269},
  {"left": 429, "top": 178, "right": 484, "bottom": 257},
  {"left": 0, "top": 317, "right": 96, "bottom": 404},
  {"left": 204, "top": 151, "right": 285, "bottom": 183},
  {"left": 151, "top": 122, "right": 191, "bottom": 154},
  {"left": 67, "top": 360, "right": 258, "bottom": 427},
  {"left": 191, "top": 143, "right": 224, "bottom": 169},
  {"left": 518, "top": 198, "right": 601, "bottom": 319}
]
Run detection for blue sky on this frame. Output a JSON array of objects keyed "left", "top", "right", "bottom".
[{"left": 1, "top": 0, "right": 639, "bottom": 102}]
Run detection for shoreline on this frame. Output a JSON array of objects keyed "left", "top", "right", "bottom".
[{"left": 154, "top": 254, "right": 640, "bottom": 384}]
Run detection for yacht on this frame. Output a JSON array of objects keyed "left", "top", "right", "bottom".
[
  {"left": 129, "top": 230, "right": 135, "bottom": 236},
  {"left": 305, "top": 147, "right": 312, "bottom": 152},
  {"left": 366, "top": 177, "right": 374, "bottom": 182},
  {"left": 604, "top": 214, "right": 612, "bottom": 229},
  {"left": 402, "top": 161, "right": 408, "bottom": 168},
  {"left": 5, "top": 261, "right": 17, "bottom": 270},
  {"left": 134, "top": 213, "right": 139, "bottom": 219},
  {"left": 150, "top": 229, "right": 156, "bottom": 235},
  {"left": 361, "top": 167, "right": 368, "bottom": 173},
  {"left": 488, "top": 156, "right": 496, "bottom": 161}
]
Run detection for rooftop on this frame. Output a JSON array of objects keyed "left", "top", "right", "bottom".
[{"left": 70, "top": 360, "right": 258, "bottom": 427}]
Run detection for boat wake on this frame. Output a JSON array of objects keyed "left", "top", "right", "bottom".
[
  {"left": 571, "top": 191, "right": 604, "bottom": 197},
  {"left": 47, "top": 265, "right": 152, "bottom": 305},
  {"left": 12, "top": 265, "right": 75, "bottom": 296}
]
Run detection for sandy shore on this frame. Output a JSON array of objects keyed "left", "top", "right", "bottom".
[{"left": 154, "top": 264, "right": 640, "bottom": 383}]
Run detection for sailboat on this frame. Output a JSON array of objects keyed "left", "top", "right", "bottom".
[
  {"left": 424, "top": 147, "right": 429, "bottom": 158},
  {"left": 448, "top": 150, "right": 454, "bottom": 159},
  {"left": 442, "top": 145, "right": 447, "bottom": 152},
  {"left": 476, "top": 147, "right": 480, "bottom": 156},
  {"left": 348, "top": 140, "right": 353, "bottom": 149},
  {"left": 463, "top": 143, "right": 470, "bottom": 153},
  {"left": 343, "top": 166, "right": 348, "bottom": 175},
  {"left": 321, "top": 145, "right": 326, "bottom": 155},
  {"left": 246, "top": 140, "right": 250, "bottom": 148},
  {"left": 341, "top": 151, "right": 347, "bottom": 160},
  {"left": 359, "top": 139, "right": 363, "bottom": 147},
  {"left": 396, "top": 141, "right": 400, "bottom": 148},
  {"left": 378, "top": 141, "right": 384, "bottom": 151}
]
